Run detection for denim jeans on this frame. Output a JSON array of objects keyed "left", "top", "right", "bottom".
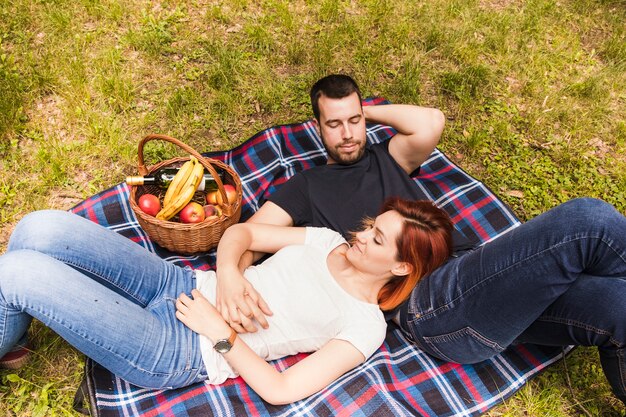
[
  {"left": 0, "top": 210, "right": 208, "bottom": 389},
  {"left": 397, "top": 198, "right": 626, "bottom": 404}
]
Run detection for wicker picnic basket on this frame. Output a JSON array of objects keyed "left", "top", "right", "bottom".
[{"left": 128, "top": 134, "right": 242, "bottom": 254}]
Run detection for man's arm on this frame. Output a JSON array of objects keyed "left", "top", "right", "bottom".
[
  {"left": 363, "top": 104, "right": 445, "bottom": 174},
  {"left": 246, "top": 201, "right": 294, "bottom": 227},
  {"left": 216, "top": 201, "right": 294, "bottom": 333}
]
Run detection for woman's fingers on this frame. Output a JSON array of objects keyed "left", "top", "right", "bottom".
[
  {"left": 176, "top": 292, "right": 190, "bottom": 311},
  {"left": 178, "top": 290, "right": 269, "bottom": 333}
]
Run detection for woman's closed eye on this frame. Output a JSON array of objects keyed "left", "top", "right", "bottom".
[{"left": 364, "top": 226, "right": 380, "bottom": 244}]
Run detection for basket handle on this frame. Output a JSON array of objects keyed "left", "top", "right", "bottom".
[{"left": 137, "top": 134, "right": 232, "bottom": 213}]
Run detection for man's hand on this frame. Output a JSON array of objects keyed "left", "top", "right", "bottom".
[
  {"left": 363, "top": 104, "right": 444, "bottom": 174},
  {"left": 216, "top": 267, "right": 272, "bottom": 333}
]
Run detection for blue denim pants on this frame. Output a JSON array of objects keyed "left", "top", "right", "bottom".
[
  {"left": 397, "top": 198, "right": 626, "bottom": 404},
  {"left": 0, "top": 210, "right": 208, "bottom": 389}
]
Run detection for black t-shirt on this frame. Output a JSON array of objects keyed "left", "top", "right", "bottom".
[{"left": 268, "top": 141, "right": 475, "bottom": 254}]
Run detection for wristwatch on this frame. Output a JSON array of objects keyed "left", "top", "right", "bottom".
[{"left": 213, "top": 328, "right": 237, "bottom": 354}]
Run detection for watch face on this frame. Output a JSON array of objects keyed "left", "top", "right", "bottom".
[{"left": 214, "top": 339, "right": 232, "bottom": 354}]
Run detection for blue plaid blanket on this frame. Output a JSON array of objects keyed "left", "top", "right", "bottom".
[{"left": 71, "top": 98, "right": 568, "bottom": 417}]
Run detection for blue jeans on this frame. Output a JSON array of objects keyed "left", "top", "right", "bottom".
[
  {"left": 0, "top": 210, "right": 208, "bottom": 389},
  {"left": 398, "top": 198, "right": 626, "bottom": 404}
]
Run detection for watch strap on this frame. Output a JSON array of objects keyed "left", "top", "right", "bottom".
[{"left": 225, "top": 327, "right": 237, "bottom": 345}]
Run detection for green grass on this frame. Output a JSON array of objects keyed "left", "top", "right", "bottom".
[{"left": 1, "top": 0, "right": 625, "bottom": 415}]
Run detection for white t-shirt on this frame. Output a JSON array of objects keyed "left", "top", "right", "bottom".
[{"left": 195, "top": 227, "right": 386, "bottom": 384}]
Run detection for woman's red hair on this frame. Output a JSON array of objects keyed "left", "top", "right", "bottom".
[{"left": 376, "top": 198, "right": 453, "bottom": 311}]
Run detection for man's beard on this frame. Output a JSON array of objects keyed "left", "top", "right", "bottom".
[{"left": 321, "top": 134, "right": 366, "bottom": 165}]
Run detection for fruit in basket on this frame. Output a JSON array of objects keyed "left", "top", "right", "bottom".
[
  {"left": 203, "top": 204, "right": 222, "bottom": 220},
  {"left": 156, "top": 157, "right": 205, "bottom": 220},
  {"left": 179, "top": 202, "right": 205, "bottom": 223},
  {"left": 206, "top": 184, "right": 237, "bottom": 205},
  {"left": 162, "top": 157, "right": 197, "bottom": 208},
  {"left": 138, "top": 194, "right": 161, "bottom": 216},
  {"left": 205, "top": 192, "right": 217, "bottom": 205}
]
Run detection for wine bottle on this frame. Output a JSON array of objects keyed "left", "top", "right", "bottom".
[{"left": 126, "top": 167, "right": 223, "bottom": 191}]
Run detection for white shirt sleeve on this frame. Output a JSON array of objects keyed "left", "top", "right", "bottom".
[
  {"left": 304, "top": 227, "right": 347, "bottom": 251},
  {"left": 336, "top": 319, "right": 387, "bottom": 360}
]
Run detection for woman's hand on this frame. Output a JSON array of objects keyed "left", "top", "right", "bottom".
[
  {"left": 216, "top": 266, "right": 272, "bottom": 333},
  {"left": 176, "top": 289, "right": 231, "bottom": 341}
]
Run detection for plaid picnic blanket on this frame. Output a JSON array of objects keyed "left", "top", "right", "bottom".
[{"left": 71, "top": 98, "right": 569, "bottom": 417}]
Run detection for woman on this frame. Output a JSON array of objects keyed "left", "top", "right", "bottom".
[
  {"left": 0, "top": 198, "right": 452, "bottom": 405},
  {"left": 223, "top": 197, "right": 626, "bottom": 406}
]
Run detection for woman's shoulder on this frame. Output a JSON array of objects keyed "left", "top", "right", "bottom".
[
  {"left": 336, "top": 308, "right": 387, "bottom": 360},
  {"left": 305, "top": 227, "right": 347, "bottom": 249}
]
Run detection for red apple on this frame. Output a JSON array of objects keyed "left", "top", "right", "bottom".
[
  {"left": 203, "top": 204, "right": 222, "bottom": 220},
  {"left": 206, "top": 184, "right": 237, "bottom": 206},
  {"left": 179, "top": 202, "right": 205, "bottom": 223},
  {"left": 138, "top": 194, "right": 161, "bottom": 217}
]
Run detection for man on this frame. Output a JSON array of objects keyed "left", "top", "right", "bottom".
[{"left": 216, "top": 74, "right": 455, "bottom": 331}]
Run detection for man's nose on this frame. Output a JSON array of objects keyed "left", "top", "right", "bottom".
[{"left": 342, "top": 122, "right": 353, "bottom": 139}]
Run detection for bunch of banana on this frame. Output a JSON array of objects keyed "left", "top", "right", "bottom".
[{"left": 156, "top": 156, "right": 205, "bottom": 220}]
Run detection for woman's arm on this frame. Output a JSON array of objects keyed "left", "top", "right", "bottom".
[
  {"left": 176, "top": 290, "right": 365, "bottom": 405},
  {"left": 226, "top": 336, "right": 364, "bottom": 405},
  {"left": 215, "top": 204, "right": 296, "bottom": 333},
  {"left": 216, "top": 222, "right": 305, "bottom": 273},
  {"left": 215, "top": 223, "right": 306, "bottom": 332}
]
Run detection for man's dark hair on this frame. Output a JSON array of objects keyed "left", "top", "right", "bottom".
[{"left": 310, "top": 74, "right": 362, "bottom": 121}]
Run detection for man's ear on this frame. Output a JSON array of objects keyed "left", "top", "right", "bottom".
[
  {"left": 312, "top": 118, "right": 320, "bottom": 134},
  {"left": 391, "top": 261, "right": 413, "bottom": 277}
]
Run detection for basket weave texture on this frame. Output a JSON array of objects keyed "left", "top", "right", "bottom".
[{"left": 128, "top": 134, "right": 242, "bottom": 254}]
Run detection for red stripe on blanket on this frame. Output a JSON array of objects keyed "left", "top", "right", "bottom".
[
  {"left": 71, "top": 187, "right": 125, "bottom": 221},
  {"left": 340, "top": 385, "right": 379, "bottom": 416},
  {"left": 147, "top": 384, "right": 210, "bottom": 417},
  {"left": 243, "top": 185, "right": 266, "bottom": 208},
  {"left": 421, "top": 164, "right": 494, "bottom": 242},
  {"left": 236, "top": 379, "right": 262, "bottom": 416},
  {"left": 452, "top": 195, "right": 495, "bottom": 242},
  {"left": 281, "top": 124, "right": 317, "bottom": 172},
  {"left": 515, "top": 343, "right": 543, "bottom": 369},
  {"left": 418, "top": 161, "right": 456, "bottom": 181},
  {"left": 454, "top": 364, "right": 487, "bottom": 412},
  {"left": 381, "top": 354, "right": 439, "bottom": 416},
  {"left": 242, "top": 152, "right": 260, "bottom": 179}
]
